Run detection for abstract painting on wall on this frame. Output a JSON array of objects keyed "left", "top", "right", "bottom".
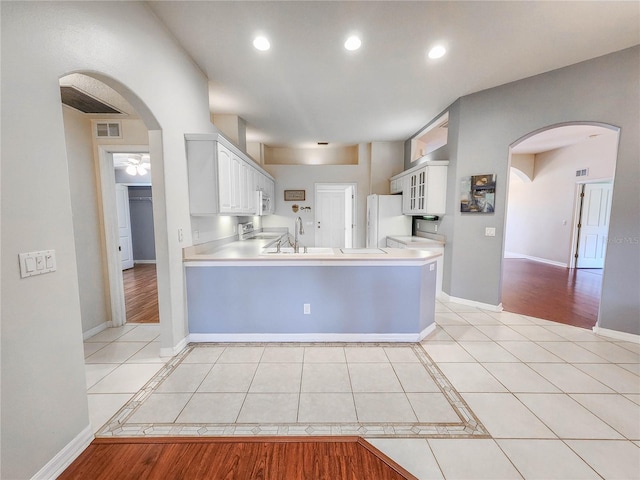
[{"left": 460, "top": 174, "right": 496, "bottom": 213}]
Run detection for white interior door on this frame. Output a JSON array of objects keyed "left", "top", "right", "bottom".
[
  {"left": 315, "top": 187, "right": 351, "bottom": 248},
  {"left": 115, "top": 184, "right": 134, "bottom": 270},
  {"left": 576, "top": 182, "right": 612, "bottom": 268}
]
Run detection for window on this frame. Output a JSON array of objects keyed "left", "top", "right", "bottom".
[{"left": 410, "top": 112, "right": 448, "bottom": 162}]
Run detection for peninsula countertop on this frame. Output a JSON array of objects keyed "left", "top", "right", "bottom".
[
  {"left": 386, "top": 235, "right": 445, "bottom": 248},
  {"left": 183, "top": 237, "right": 442, "bottom": 265}
]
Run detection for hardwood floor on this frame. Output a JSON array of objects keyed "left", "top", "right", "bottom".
[
  {"left": 123, "top": 264, "right": 159, "bottom": 323},
  {"left": 501, "top": 258, "right": 602, "bottom": 329},
  {"left": 59, "top": 437, "right": 416, "bottom": 480}
]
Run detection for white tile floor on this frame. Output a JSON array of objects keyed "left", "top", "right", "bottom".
[{"left": 84, "top": 303, "right": 640, "bottom": 479}]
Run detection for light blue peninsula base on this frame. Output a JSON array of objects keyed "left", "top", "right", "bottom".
[{"left": 185, "top": 258, "right": 438, "bottom": 342}]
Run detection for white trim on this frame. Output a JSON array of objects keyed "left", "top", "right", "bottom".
[
  {"left": 183, "top": 258, "right": 436, "bottom": 268},
  {"left": 439, "top": 292, "right": 503, "bottom": 312},
  {"left": 417, "top": 322, "right": 437, "bottom": 341},
  {"left": 160, "top": 336, "right": 189, "bottom": 357},
  {"left": 98, "top": 145, "right": 149, "bottom": 327},
  {"left": 134, "top": 259, "right": 157, "bottom": 265},
  {"left": 593, "top": 326, "right": 640, "bottom": 343},
  {"left": 503, "top": 252, "right": 567, "bottom": 268},
  {"left": 82, "top": 322, "right": 109, "bottom": 341},
  {"left": 31, "top": 425, "right": 93, "bottom": 480},
  {"left": 188, "top": 328, "right": 435, "bottom": 343}
]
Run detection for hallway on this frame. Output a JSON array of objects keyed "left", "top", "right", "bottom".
[{"left": 502, "top": 258, "right": 602, "bottom": 330}]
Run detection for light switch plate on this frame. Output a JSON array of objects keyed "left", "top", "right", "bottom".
[
  {"left": 485, "top": 227, "right": 496, "bottom": 237},
  {"left": 19, "top": 250, "right": 56, "bottom": 278}
]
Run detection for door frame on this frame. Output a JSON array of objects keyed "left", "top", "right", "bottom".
[
  {"left": 314, "top": 183, "right": 357, "bottom": 248},
  {"left": 98, "top": 144, "right": 150, "bottom": 327},
  {"left": 569, "top": 179, "right": 613, "bottom": 269}
]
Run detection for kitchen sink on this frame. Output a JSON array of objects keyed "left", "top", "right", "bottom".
[{"left": 261, "top": 247, "right": 335, "bottom": 255}]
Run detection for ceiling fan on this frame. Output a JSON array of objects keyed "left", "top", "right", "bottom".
[{"left": 124, "top": 154, "right": 151, "bottom": 176}]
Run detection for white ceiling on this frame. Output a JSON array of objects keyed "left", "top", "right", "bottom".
[{"left": 148, "top": 1, "right": 639, "bottom": 147}]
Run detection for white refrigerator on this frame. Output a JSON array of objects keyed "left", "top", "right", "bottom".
[{"left": 366, "top": 194, "right": 412, "bottom": 248}]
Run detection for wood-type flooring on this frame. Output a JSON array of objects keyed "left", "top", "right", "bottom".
[
  {"left": 59, "top": 437, "right": 416, "bottom": 480},
  {"left": 502, "top": 258, "right": 602, "bottom": 329},
  {"left": 123, "top": 263, "right": 159, "bottom": 323}
]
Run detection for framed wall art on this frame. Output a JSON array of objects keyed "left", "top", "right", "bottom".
[
  {"left": 460, "top": 174, "right": 496, "bottom": 213},
  {"left": 284, "top": 189, "right": 305, "bottom": 201}
]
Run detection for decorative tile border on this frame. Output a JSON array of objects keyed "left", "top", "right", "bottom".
[{"left": 96, "top": 342, "right": 489, "bottom": 439}]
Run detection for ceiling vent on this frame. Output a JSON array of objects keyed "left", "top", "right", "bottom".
[
  {"left": 60, "top": 86, "right": 123, "bottom": 114},
  {"left": 95, "top": 121, "right": 122, "bottom": 139}
]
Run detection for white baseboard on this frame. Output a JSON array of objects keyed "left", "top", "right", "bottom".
[
  {"left": 593, "top": 326, "right": 640, "bottom": 344},
  {"left": 504, "top": 252, "right": 567, "bottom": 268},
  {"left": 188, "top": 329, "right": 435, "bottom": 343},
  {"left": 82, "top": 322, "right": 108, "bottom": 341},
  {"left": 160, "top": 336, "right": 189, "bottom": 357},
  {"left": 439, "top": 292, "right": 503, "bottom": 312},
  {"left": 134, "top": 260, "right": 156, "bottom": 264},
  {"left": 417, "top": 323, "right": 436, "bottom": 341},
  {"left": 31, "top": 424, "right": 93, "bottom": 480}
]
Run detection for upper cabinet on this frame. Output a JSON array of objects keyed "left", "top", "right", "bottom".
[
  {"left": 185, "top": 133, "right": 275, "bottom": 216},
  {"left": 390, "top": 161, "right": 449, "bottom": 216}
]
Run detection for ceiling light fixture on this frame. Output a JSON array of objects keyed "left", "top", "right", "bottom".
[
  {"left": 344, "top": 35, "right": 362, "bottom": 51},
  {"left": 428, "top": 45, "right": 446, "bottom": 59},
  {"left": 124, "top": 155, "right": 150, "bottom": 176},
  {"left": 253, "top": 36, "right": 271, "bottom": 51}
]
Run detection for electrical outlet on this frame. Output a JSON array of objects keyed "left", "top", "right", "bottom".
[
  {"left": 178, "top": 228, "right": 184, "bottom": 242},
  {"left": 304, "top": 303, "right": 311, "bottom": 315}
]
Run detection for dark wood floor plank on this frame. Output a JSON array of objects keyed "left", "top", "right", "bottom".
[
  {"left": 502, "top": 258, "right": 602, "bottom": 329},
  {"left": 60, "top": 438, "right": 416, "bottom": 480},
  {"left": 123, "top": 263, "right": 159, "bottom": 323}
]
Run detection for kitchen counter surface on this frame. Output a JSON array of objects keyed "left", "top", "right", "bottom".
[
  {"left": 386, "top": 235, "right": 445, "bottom": 248},
  {"left": 183, "top": 238, "right": 441, "bottom": 264}
]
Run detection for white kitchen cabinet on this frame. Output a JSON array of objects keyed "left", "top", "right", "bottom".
[
  {"left": 390, "top": 161, "right": 448, "bottom": 216},
  {"left": 186, "top": 133, "right": 276, "bottom": 216}
]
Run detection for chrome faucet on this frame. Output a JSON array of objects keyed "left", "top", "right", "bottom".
[{"left": 294, "top": 216, "right": 304, "bottom": 253}]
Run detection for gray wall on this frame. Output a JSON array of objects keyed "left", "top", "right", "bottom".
[
  {"left": 408, "top": 47, "right": 640, "bottom": 335},
  {"left": 1, "top": 2, "right": 214, "bottom": 478},
  {"left": 128, "top": 186, "right": 156, "bottom": 261}
]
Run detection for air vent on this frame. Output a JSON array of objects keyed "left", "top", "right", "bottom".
[
  {"left": 60, "top": 86, "right": 123, "bottom": 114},
  {"left": 95, "top": 122, "right": 122, "bottom": 138}
]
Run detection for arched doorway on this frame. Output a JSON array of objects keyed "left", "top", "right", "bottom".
[
  {"left": 503, "top": 122, "right": 620, "bottom": 328},
  {"left": 60, "top": 71, "right": 171, "bottom": 339}
]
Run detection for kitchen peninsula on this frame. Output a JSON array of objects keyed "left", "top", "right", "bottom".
[{"left": 183, "top": 238, "right": 441, "bottom": 342}]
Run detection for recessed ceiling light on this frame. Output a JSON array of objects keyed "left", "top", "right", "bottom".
[
  {"left": 344, "top": 35, "right": 362, "bottom": 51},
  {"left": 253, "top": 36, "right": 270, "bottom": 51},
  {"left": 428, "top": 45, "right": 446, "bottom": 59}
]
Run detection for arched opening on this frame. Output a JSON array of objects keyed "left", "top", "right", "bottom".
[
  {"left": 60, "top": 70, "right": 173, "bottom": 431},
  {"left": 503, "top": 122, "right": 620, "bottom": 328}
]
